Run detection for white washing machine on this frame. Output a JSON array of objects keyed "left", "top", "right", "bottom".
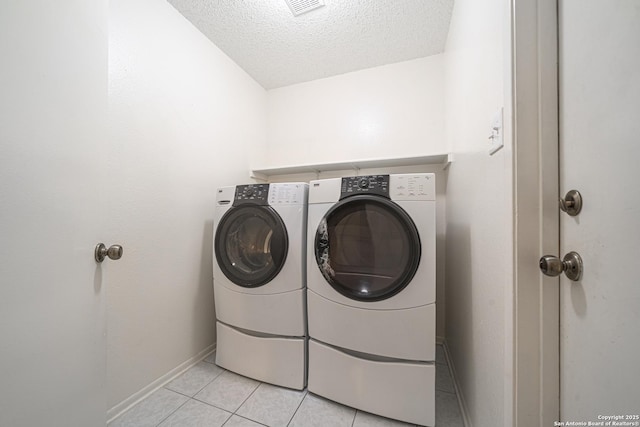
[
  {"left": 213, "top": 182, "right": 308, "bottom": 390},
  {"left": 306, "top": 173, "right": 436, "bottom": 426}
]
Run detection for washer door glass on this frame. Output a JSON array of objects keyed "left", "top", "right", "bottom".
[
  {"left": 315, "top": 195, "right": 421, "bottom": 301},
  {"left": 215, "top": 205, "right": 288, "bottom": 287}
]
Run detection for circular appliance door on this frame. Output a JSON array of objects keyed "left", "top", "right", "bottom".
[
  {"left": 315, "top": 195, "right": 421, "bottom": 302},
  {"left": 215, "top": 205, "right": 288, "bottom": 288}
]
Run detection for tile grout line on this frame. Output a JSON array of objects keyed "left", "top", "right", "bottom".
[
  {"left": 227, "top": 412, "right": 270, "bottom": 427},
  {"left": 163, "top": 366, "right": 227, "bottom": 402},
  {"left": 192, "top": 366, "right": 226, "bottom": 397},
  {"left": 186, "top": 368, "right": 270, "bottom": 420},
  {"left": 187, "top": 371, "right": 246, "bottom": 417},
  {"left": 162, "top": 387, "right": 193, "bottom": 399},
  {"left": 230, "top": 380, "right": 263, "bottom": 419},
  {"left": 191, "top": 395, "right": 236, "bottom": 416},
  {"left": 219, "top": 413, "right": 234, "bottom": 427},
  {"left": 285, "top": 389, "right": 309, "bottom": 426},
  {"left": 153, "top": 397, "right": 191, "bottom": 427}
]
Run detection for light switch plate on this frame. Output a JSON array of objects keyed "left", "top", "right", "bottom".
[{"left": 488, "top": 107, "right": 504, "bottom": 155}]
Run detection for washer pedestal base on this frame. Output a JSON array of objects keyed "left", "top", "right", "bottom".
[{"left": 215, "top": 322, "right": 306, "bottom": 390}]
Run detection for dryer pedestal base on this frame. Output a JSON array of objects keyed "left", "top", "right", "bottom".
[
  {"left": 308, "top": 339, "right": 435, "bottom": 426},
  {"left": 215, "top": 322, "right": 306, "bottom": 390},
  {"left": 308, "top": 290, "right": 435, "bottom": 361}
]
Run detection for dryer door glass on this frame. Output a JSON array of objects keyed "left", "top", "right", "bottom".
[
  {"left": 315, "top": 195, "right": 421, "bottom": 301},
  {"left": 215, "top": 205, "right": 288, "bottom": 287}
]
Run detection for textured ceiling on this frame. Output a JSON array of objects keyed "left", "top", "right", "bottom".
[{"left": 167, "top": 0, "right": 454, "bottom": 89}]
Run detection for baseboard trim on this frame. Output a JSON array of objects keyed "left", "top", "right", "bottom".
[
  {"left": 106, "top": 344, "right": 216, "bottom": 424},
  {"left": 442, "top": 340, "right": 472, "bottom": 427}
]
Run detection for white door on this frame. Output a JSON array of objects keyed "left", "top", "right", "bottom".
[
  {"left": 558, "top": 0, "right": 640, "bottom": 419},
  {"left": 0, "top": 2, "right": 108, "bottom": 426}
]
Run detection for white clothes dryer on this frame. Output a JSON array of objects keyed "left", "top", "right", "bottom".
[
  {"left": 213, "top": 182, "right": 308, "bottom": 390},
  {"left": 306, "top": 173, "right": 436, "bottom": 426}
]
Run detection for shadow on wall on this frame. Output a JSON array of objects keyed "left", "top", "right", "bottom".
[
  {"left": 444, "top": 221, "right": 473, "bottom": 386},
  {"left": 195, "top": 220, "right": 216, "bottom": 350},
  {"left": 435, "top": 168, "right": 449, "bottom": 338},
  {"left": 95, "top": 264, "right": 103, "bottom": 294}
]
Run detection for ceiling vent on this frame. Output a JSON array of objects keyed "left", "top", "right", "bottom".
[{"left": 284, "top": 0, "right": 325, "bottom": 16}]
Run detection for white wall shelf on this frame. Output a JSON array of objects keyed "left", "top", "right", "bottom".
[{"left": 250, "top": 153, "right": 452, "bottom": 180}]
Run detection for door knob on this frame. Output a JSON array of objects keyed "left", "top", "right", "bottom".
[
  {"left": 559, "top": 189, "right": 582, "bottom": 216},
  {"left": 539, "top": 251, "right": 583, "bottom": 281},
  {"left": 95, "top": 243, "right": 123, "bottom": 263}
]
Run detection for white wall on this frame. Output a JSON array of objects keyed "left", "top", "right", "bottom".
[
  {"left": 265, "top": 56, "right": 448, "bottom": 338},
  {"left": 443, "top": 0, "right": 513, "bottom": 425},
  {"left": 107, "top": 0, "right": 266, "bottom": 416},
  {"left": 265, "top": 56, "right": 446, "bottom": 167}
]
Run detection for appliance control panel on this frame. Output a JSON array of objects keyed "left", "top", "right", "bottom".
[
  {"left": 340, "top": 175, "right": 390, "bottom": 200},
  {"left": 233, "top": 184, "right": 269, "bottom": 206},
  {"left": 389, "top": 173, "right": 436, "bottom": 201},
  {"left": 268, "top": 183, "right": 307, "bottom": 205}
]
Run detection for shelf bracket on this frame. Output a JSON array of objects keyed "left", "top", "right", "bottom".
[{"left": 250, "top": 170, "right": 269, "bottom": 182}]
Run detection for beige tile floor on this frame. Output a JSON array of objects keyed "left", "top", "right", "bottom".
[{"left": 109, "top": 345, "right": 464, "bottom": 427}]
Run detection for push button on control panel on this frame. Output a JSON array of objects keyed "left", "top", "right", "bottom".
[
  {"left": 233, "top": 184, "right": 270, "bottom": 206},
  {"left": 340, "top": 175, "right": 390, "bottom": 200}
]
